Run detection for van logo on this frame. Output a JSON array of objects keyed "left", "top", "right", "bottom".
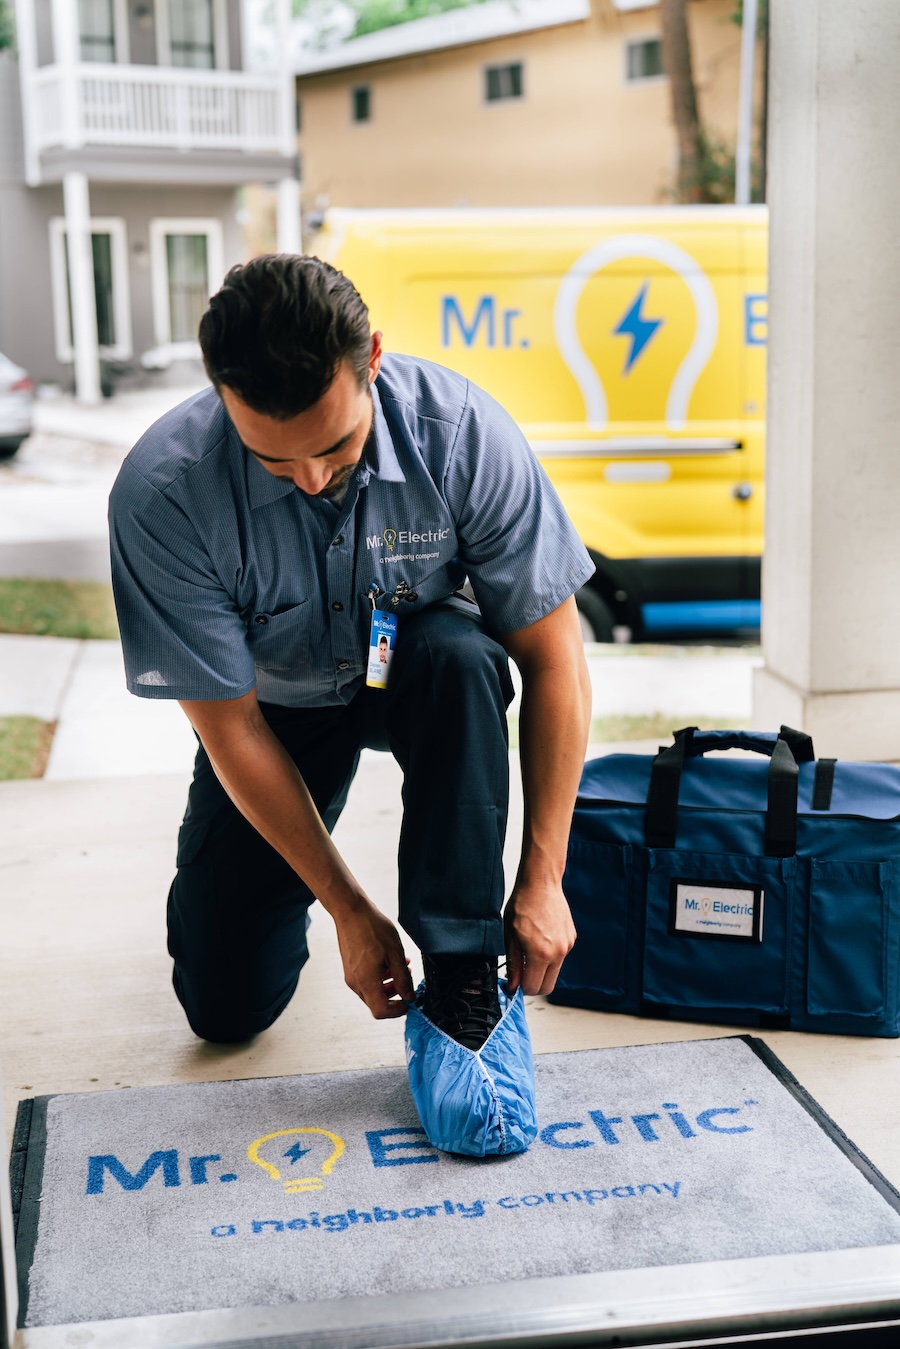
[
  {"left": 614, "top": 281, "right": 663, "bottom": 374},
  {"left": 554, "top": 234, "right": 719, "bottom": 432}
]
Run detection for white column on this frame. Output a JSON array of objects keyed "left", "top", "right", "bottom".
[
  {"left": 14, "top": 0, "right": 41, "bottom": 185},
  {"left": 752, "top": 0, "right": 900, "bottom": 759},
  {"left": 63, "top": 171, "right": 101, "bottom": 406},
  {"left": 734, "top": 0, "right": 758, "bottom": 206},
  {"left": 274, "top": 0, "right": 295, "bottom": 158},
  {"left": 51, "top": 0, "right": 82, "bottom": 148},
  {"left": 276, "top": 175, "right": 302, "bottom": 254}
]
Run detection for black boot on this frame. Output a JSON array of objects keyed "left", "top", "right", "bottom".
[{"left": 422, "top": 954, "right": 502, "bottom": 1050}]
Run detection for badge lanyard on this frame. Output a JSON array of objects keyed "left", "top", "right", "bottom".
[{"left": 365, "top": 580, "right": 417, "bottom": 689}]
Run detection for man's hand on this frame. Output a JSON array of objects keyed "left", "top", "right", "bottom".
[
  {"left": 333, "top": 898, "right": 415, "bottom": 1019},
  {"left": 504, "top": 881, "right": 577, "bottom": 997}
]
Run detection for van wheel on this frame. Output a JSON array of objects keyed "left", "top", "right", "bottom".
[{"left": 575, "top": 586, "right": 614, "bottom": 643}]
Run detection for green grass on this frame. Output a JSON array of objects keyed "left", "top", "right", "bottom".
[
  {"left": 0, "top": 717, "right": 56, "bottom": 780},
  {"left": 0, "top": 578, "right": 119, "bottom": 639},
  {"left": 507, "top": 712, "right": 749, "bottom": 750}
]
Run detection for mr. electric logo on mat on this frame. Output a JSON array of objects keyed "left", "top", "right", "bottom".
[{"left": 84, "top": 1098, "right": 759, "bottom": 1197}]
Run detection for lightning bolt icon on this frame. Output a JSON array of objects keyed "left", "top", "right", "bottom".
[
  {"left": 283, "top": 1142, "right": 312, "bottom": 1164},
  {"left": 613, "top": 281, "right": 663, "bottom": 374}
]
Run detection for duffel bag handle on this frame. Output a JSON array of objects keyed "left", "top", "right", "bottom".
[
  {"left": 645, "top": 724, "right": 812, "bottom": 858},
  {"left": 672, "top": 725, "right": 815, "bottom": 762}
]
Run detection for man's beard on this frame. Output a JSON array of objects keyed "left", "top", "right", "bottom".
[{"left": 317, "top": 463, "right": 357, "bottom": 502}]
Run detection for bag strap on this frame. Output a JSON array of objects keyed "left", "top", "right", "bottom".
[
  {"left": 812, "top": 758, "right": 837, "bottom": 811},
  {"left": 646, "top": 728, "right": 801, "bottom": 857}
]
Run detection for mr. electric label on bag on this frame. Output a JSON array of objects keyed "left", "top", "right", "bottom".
[{"left": 670, "top": 882, "right": 764, "bottom": 943}]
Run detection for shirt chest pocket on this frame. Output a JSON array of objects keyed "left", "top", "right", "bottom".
[{"left": 248, "top": 599, "right": 312, "bottom": 674}]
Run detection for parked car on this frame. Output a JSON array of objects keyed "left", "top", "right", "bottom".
[{"left": 0, "top": 351, "right": 35, "bottom": 460}]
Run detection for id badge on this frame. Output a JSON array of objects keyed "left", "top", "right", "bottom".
[{"left": 366, "top": 609, "right": 398, "bottom": 689}]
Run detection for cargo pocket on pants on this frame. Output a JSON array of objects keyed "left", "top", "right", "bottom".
[
  {"left": 560, "top": 840, "right": 631, "bottom": 998},
  {"left": 807, "top": 860, "right": 888, "bottom": 1018}
]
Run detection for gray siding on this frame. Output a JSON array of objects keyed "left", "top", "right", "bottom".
[
  {"left": 0, "top": 180, "right": 243, "bottom": 387},
  {"left": 0, "top": 183, "right": 61, "bottom": 379}
]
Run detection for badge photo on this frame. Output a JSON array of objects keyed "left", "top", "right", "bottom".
[{"left": 366, "top": 611, "right": 398, "bottom": 689}]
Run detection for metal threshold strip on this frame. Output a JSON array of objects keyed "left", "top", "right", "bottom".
[
  {"left": 530, "top": 439, "right": 743, "bottom": 458},
  {"left": 17, "top": 1245, "right": 900, "bottom": 1349}
]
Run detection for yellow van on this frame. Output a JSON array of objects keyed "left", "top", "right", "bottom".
[{"left": 315, "top": 206, "right": 768, "bottom": 641}]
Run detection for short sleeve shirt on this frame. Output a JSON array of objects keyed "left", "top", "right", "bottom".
[{"left": 109, "top": 354, "right": 594, "bottom": 706}]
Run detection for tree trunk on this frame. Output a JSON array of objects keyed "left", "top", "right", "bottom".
[{"left": 659, "top": 0, "right": 703, "bottom": 202}]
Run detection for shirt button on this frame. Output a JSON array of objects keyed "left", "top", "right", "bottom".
[
  {"left": 255, "top": 615, "right": 268, "bottom": 625},
  {"left": 332, "top": 536, "right": 343, "bottom": 547},
  {"left": 337, "top": 661, "right": 350, "bottom": 670},
  {"left": 331, "top": 601, "right": 344, "bottom": 612}
]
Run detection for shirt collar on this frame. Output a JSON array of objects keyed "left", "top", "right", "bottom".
[
  {"left": 242, "top": 377, "right": 406, "bottom": 512},
  {"left": 363, "top": 380, "right": 407, "bottom": 485}
]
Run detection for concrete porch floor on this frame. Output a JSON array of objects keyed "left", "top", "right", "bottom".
[{"left": 2, "top": 750, "right": 899, "bottom": 1203}]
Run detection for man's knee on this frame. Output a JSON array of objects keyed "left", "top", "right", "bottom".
[
  {"left": 396, "top": 602, "right": 512, "bottom": 694},
  {"left": 172, "top": 963, "right": 303, "bottom": 1044}
]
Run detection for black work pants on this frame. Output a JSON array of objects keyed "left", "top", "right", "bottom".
[{"left": 166, "top": 598, "right": 515, "bottom": 1042}]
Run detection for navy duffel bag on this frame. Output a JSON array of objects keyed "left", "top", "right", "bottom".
[{"left": 550, "top": 726, "right": 900, "bottom": 1036}]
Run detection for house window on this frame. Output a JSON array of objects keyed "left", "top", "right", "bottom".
[
  {"left": 149, "top": 218, "right": 224, "bottom": 350},
  {"left": 485, "top": 62, "right": 523, "bottom": 102},
  {"left": 351, "top": 85, "right": 371, "bottom": 123},
  {"left": 49, "top": 217, "right": 132, "bottom": 362},
  {"left": 626, "top": 37, "right": 664, "bottom": 81},
  {"left": 295, "top": 93, "right": 303, "bottom": 133},
  {"left": 78, "top": 0, "right": 115, "bottom": 62},
  {"left": 169, "top": 0, "right": 215, "bottom": 69}
]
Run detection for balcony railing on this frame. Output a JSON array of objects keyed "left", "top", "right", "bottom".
[{"left": 31, "top": 62, "right": 286, "bottom": 155}]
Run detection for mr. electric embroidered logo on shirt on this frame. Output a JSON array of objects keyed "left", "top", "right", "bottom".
[
  {"left": 366, "top": 526, "right": 453, "bottom": 566},
  {"left": 366, "top": 527, "right": 452, "bottom": 551}
]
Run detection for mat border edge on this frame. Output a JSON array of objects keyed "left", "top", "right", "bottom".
[
  {"left": 11, "top": 1095, "right": 52, "bottom": 1330},
  {"left": 740, "top": 1034, "right": 900, "bottom": 1212}
]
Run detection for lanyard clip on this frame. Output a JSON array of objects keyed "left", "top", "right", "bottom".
[{"left": 367, "top": 581, "right": 383, "bottom": 613}]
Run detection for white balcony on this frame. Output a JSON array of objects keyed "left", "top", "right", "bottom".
[{"left": 30, "top": 62, "right": 286, "bottom": 155}]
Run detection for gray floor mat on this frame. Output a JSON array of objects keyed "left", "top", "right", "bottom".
[{"left": 13, "top": 1036, "right": 900, "bottom": 1327}]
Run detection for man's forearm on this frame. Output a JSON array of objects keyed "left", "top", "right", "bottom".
[
  {"left": 515, "top": 658, "right": 591, "bottom": 887},
  {"left": 500, "top": 597, "right": 591, "bottom": 994},
  {"left": 179, "top": 694, "right": 365, "bottom": 919}
]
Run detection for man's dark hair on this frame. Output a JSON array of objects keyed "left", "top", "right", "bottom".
[{"left": 199, "top": 254, "right": 371, "bottom": 419}]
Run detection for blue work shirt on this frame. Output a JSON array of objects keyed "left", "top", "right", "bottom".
[{"left": 109, "top": 354, "right": 594, "bottom": 706}]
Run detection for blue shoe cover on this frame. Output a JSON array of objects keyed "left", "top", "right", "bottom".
[{"left": 404, "top": 981, "right": 538, "bottom": 1157}]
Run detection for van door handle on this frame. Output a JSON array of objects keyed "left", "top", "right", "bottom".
[{"left": 733, "top": 482, "right": 753, "bottom": 501}]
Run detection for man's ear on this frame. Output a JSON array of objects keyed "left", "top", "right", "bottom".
[{"left": 368, "top": 331, "right": 384, "bottom": 383}]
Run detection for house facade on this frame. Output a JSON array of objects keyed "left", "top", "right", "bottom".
[
  {"left": 0, "top": 0, "right": 299, "bottom": 401},
  {"left": 293, "top": 0, "right": 753, "bottom": 214}
]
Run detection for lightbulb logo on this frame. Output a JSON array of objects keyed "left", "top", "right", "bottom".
[
  {"left": 553, "top": 234, "right": 718, "bottom": 432},
  {"left": 247, "top": 1128, "right": 345, "bottom": 1196},
  {"left": 701, "top": 896, "right": 712, "bottom": 917},
  {"left": 382, "top": 528, "right": 397, "bottom": 551}
]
